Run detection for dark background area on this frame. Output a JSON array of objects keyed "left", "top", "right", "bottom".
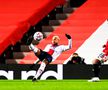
[{"left": 0, "top": 64, "right": 108, "bottom": 79}]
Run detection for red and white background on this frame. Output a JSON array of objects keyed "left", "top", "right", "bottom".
[{"left": 65, "top": 20, "right": 108, "bottom": 64}]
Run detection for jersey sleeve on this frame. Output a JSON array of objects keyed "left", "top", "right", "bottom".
[{"left": 61, "top": 39, "right": 72, "bottom": 51}]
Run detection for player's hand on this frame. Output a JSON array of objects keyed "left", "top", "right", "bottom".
[{"left": 65, "top": 34, "right": 71, "bottom": 39}]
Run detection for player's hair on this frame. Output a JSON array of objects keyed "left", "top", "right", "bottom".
[{"left": 52, "top": 36, "right": 60, "bottom": 40}]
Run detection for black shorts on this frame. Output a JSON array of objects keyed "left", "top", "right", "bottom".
[{"left": 35, "top": 49, "right": 52, "bottom": 63}]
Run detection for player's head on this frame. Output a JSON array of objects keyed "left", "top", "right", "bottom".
[{"left": 52, "top": 35, "right": 60, "bottom": 45}]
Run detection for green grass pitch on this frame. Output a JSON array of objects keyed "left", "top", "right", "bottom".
[{"left": 0, "top": 80, "right": 108, "bottom": 90}]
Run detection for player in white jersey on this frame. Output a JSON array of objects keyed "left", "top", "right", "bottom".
[{"left": 28, "top": 34, "right": 72, "bottom": 82}]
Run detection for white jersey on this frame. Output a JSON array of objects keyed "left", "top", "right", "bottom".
[{"left": 43, "top": 39, "right": 72, "bottom": 62}]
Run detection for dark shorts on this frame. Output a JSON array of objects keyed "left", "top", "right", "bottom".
[{"left": 35, "top": 49, "right": 52, "bottom": 63}]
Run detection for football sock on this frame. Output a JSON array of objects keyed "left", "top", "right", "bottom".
[
  {"left": 93, "top": 64, "right": 101, "bottom": 77},
  {"left": 34, "top": 62, "right": 46, "bottom": 79},
  {"left": 29, "top": 43, "right": 38, "bottom": 53}
]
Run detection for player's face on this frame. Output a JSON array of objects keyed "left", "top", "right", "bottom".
[{"left": 52, "top": 37, "right": 60, "bottom": 45}]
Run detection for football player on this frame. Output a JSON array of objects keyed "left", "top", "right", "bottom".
[{"left": 27, "top": 34, "right": 72, "bottom": 82}]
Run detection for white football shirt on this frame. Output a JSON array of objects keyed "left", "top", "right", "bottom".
[{"left": 44, "top": 39, "right": 72, "bottom": 62}]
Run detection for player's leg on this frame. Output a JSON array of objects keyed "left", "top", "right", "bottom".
[
  {"left": 29, "top": 43, "right": 42, "bottom": 69},
  {"left": 29, "top": 43, "right": 40, "bottom": 54},
  {"left": 92, "top": 59, "right": 101, "bottom": 77},
  {"left": 32, "top": 59, "right": 48, "bottom": 82},
  {"left": 88, "top": 59, "right": 101, "bottom": 82},
  {"left": 26, "top": 35, "right": 39, "bottom": 54},
  {"left": 32, "top": 52, "right": 52, "bottom": 82}
]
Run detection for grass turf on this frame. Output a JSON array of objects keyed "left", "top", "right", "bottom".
[{"left": 0, "top": 80, "right": 108, "bottom": 90}]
